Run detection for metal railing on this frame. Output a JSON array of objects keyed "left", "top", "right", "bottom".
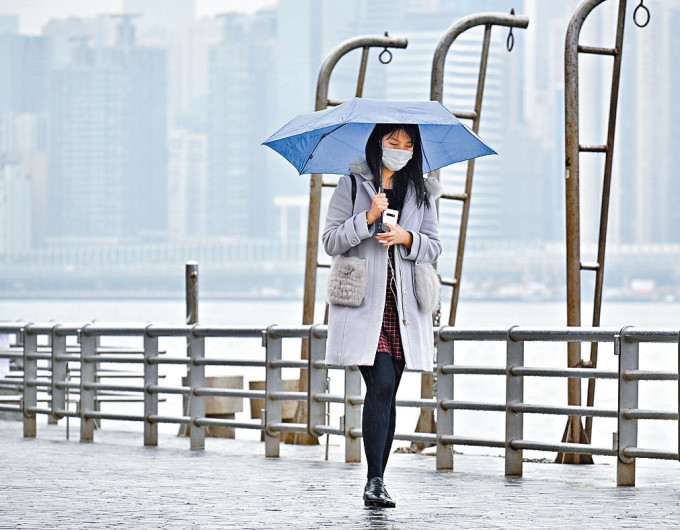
[{"left": 1, "top": 322, "right": 678, "bottom": 486}]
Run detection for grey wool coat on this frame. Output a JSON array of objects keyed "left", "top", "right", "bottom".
[{"left": 322, "top": 159, "right": 442, "bottom": 372}]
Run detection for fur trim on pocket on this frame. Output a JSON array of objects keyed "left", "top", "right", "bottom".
[
  {"left": 326, "top": 256, "right": 367, "bottom": 307},
  {"left": 414, "top": 262, "right": 441, "bottom": 313}
]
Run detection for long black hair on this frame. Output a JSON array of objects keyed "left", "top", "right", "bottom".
[{"left": 365, "top": 123, "right": 430, "bottom": 209}]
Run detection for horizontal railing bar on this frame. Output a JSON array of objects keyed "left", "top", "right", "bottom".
[
  {"left": 395, "top": 399, "right": 436, "bottom": 409},
  {"left": 0, "top": 405, "right": 22, "bottom": 412},
  {"left": 193, "top": 388, "right": 264, "bottom": 399},
  {"left": 147, "top": 415, "right": 191, "bottom": 425},
  {"left": 26, "top": 406, "right": 54, "bottom": 415},
  {"left": 438, "top": 328, "right": 507, "bottom": 341},
  {"left": 193, "top": 358, "right": 265, "bottom": 367},
  {"left": 511, "top": 367, "right": 618, "bottom": 379},
  {"left": 148, "top": 356, "right": 191, "bottom": 365},
  {"left": 55, "top": 382, "right": 80, "bottom": 390},
  {"left": 441, "top": 365, "right": 505, "bottom": 376},
  {"left": 54, "top": 409, "right": 79, "bottom": 417},
  {"left": 84, "top": 411, "right": 145, "bottom": 422},
  {"left": 25, "top": 354, "right": 52, "bottom": 361},
  {"left": 440, "top": 192, "right": 467, "bottom": 201},
  {"left": 439, "top": 435, "right": 505, "bottom": 448},
  {"left": 578, "top": 44, "right": 617, "bottom": 56},
  {"left": 53, "top": 354, "right": 81, "bottom": 362},
  {"left": 511, "top": 403, "right": 616, "bottom": 418},
  {"left": 623, "top": 409, "right": 678, "bottom": 421},
  {"left": 394, "top": 432, "right": 437, "bottom": 443},
  {"left": 147, "top": 385, "right": 190, "bottom": 395},
  {"left": 266, "top": 326, "right": 311, "bottom": 339},
  {"left": 580, "top": 261, "right": 601, "bottom": 270},
  {"left": 82, "top": 355, "right": 144, "bottom": 363},
  {"left": 82, "top": 383, "right": 145, "bottom": 392},
  {"left": 191, "top": 326, "right": 264, "bottom": 338},
  {"left": 453, "top": 110, "right": 478, "bottom": 120},
  {"left": 313, "top": 425, "right": 344, "bottom": 436},
  {"left": 193, "top": 418, "right": 262, "bottom": 430},
  {"left": 313, "top": 393, "right": 344, "bottom": 404},
  {"left": 622, "top": 447, "right": 679, "bottom": 460},
  {"left": 0, "top": 352, "right": 22, "bottom": 359},
  {"left": 269, "top": 422, "right": 307, "bottom": 433},
  {"left": 269, "top": 359, "right": 307, "bottom": 369},
  {"left": 623, "top": 370, "right": 679, "bottom": 381},
  {"left": 509, "top": 327, "right": 620, "bottom": 342},
  {"left": 579, "top": 145, "right": 608, "bottom": 153},
  {"left": 82, "top": 324, "right": 149, "bottom": 336},
  {"left": 621, "top": 329, "right": 680, "bottom": 343},
  {"left": 510, "top": 440, "right": 616, "bottom": 456},
  {"left": 25, "top": 380, "right": 52, "bottom": 388},
  {"left": 270, "top": 391, "right": 307, "bottom": 401},
  {"left": 441, "top": 400, "right": 505, "bottom": 412}
]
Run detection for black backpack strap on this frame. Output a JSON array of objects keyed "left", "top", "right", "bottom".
[{"left": 349, "top": 174, "right": 357, "bottom": 206}]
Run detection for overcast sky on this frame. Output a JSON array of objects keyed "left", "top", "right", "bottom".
[{"left": 1, "top": 0, "right": 276, "bottom": 34}]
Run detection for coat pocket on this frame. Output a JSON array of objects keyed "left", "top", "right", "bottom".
[
  {"left": 326, "top": 256, "right": 367, "bottom": 307},
  {"left": 414, "top": 262, "right": 441, "bottom": 313}
]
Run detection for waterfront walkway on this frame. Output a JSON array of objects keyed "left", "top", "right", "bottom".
[{"left": 2, "top": 421, "right": 679, "bottom": 528}]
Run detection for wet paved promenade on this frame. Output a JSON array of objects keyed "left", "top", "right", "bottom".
[{"left": 2, "top": 421, "right": 680, "bottom": 528}]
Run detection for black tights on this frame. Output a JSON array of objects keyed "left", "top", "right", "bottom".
[{"left": 359, "top": 352, "right": 405, "bottom": 480}]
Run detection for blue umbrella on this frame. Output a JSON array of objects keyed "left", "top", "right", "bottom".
[{"left": 262, "top": 97, "right": 495, "bottom": 175}]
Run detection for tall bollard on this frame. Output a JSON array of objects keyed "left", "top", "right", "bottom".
[
  {"left": 186, "top": 261, "right": 199, "bottom": 326},
  {"left": 180, "top": 261, "right": 199, "bottom": 437}
]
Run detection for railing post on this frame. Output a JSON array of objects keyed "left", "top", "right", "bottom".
[
  {"left": 51, "top": 327, "right": 66, "bottom": 422},
  {"left": 143, "top": 330, "right": 159, "bottom": 447},
  {"left": 617, "top": 327, "right": 638, "bottom": 486},
  {"left": 436, "top": 329, "right": 454, "bottom": 470},
  {"left": 344, "top": 366, "right": 362, "bottom": 463},
  {"left": 22, "top": 327, "right": 38, "bottom": 438},
  {"left": 307, "top": 325, "right": 326, "bottom": 438},
  {"left": 505, "top": 327, "right": 524, "bottom": 476},
  {"left": 79, "top": 328, "right": 97, "bottom": 442},
  {"left": 189, "top": 328, "right": 205, "bottom": 450},
  {"left": 265, "top": 326, "right": 282, "bottom": 457}
]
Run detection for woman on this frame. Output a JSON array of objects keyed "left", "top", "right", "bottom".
[{"left": 322, "top": 123, "right": 442, "bottom": 508}]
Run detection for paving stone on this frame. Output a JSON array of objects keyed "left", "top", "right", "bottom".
[{"left": 1, "top": 420, "right": 680, "bottom": 528}]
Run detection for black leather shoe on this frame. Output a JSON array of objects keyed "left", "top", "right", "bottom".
[{"left": 363, "top": 477, "right": 396, "bottom": 508}]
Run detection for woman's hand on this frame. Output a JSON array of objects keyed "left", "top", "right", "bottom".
[
  {"left": 366, "top": 193, "right": 388, "bottom": 225},
  {"left": 376, "top": 224, "right": 412, "bottom": 248}
]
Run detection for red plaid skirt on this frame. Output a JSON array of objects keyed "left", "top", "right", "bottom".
[{"left": 377, "top": 247, "right": 404, "bottom": 361}]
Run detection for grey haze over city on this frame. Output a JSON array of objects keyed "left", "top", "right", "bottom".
[{"left": 0, "top": 0, "right": 678, "bottom": 301}]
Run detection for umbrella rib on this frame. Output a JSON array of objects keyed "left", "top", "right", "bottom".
[{"left": 300, "top": 123, "right": 347, "bottom": 174}]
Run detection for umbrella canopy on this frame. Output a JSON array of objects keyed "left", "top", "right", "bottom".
[{"left": 262, "top": 97, "right": 495, "bottom": 175}]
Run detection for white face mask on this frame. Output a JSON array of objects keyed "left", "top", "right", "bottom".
[{"left": 382, "top": 147, "right": 413, "bottom": 171}]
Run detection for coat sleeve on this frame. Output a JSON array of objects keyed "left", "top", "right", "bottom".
[
  {"left": 399, "top": 199, "right": 442, "bottom": 264},
  {"left": 322, "top": 175, "right": 376, "bottom": 257}
]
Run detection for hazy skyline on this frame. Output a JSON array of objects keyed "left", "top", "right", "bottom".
[{"left": 0, "top": 0, "right": 276, "bottom": 34}]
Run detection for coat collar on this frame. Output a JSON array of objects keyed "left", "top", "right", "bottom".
[{"left": 350, "top": 157, "right": 418, "bottom": 224}]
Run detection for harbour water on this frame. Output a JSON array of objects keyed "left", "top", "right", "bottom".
[{"left": 2, "top": 298, "right": 679, "bottom": 459}]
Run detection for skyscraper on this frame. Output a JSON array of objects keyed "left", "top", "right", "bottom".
[
  {"left": 206, "top": 10, "right": 277, "bottom": 237},
  {"left": 49, "top": 17, "right": 167, "bottom": 243}
]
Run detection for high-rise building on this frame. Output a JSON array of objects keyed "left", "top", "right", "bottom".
[
  {"left": 123, "top": 0, "right": 195, "bottom": 34},
  {"left": 0, "top": 33, "right": 51, "bottom": 112},
  {"left": 206, "top": 10, "right": 277, "bottom": 237},
  {"left": 49, "top": 18, "right": 167, "bottom": 243},
  {"left": 167, "top": 128, "right": 208, "bottom": 239},
  {"left": 612, "top": 2, "right": 680, "bottom": 244},
  {"left": 0, "top": 160, "right": 31, "bottom": 252}
]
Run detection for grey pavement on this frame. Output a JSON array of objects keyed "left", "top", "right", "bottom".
[{"left": 1, "top": 420, "right": 680, "bottom": 529}]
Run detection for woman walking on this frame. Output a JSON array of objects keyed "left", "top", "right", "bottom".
[{"left": 322, "top": 123, "right": 442, "bottom": 508}]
